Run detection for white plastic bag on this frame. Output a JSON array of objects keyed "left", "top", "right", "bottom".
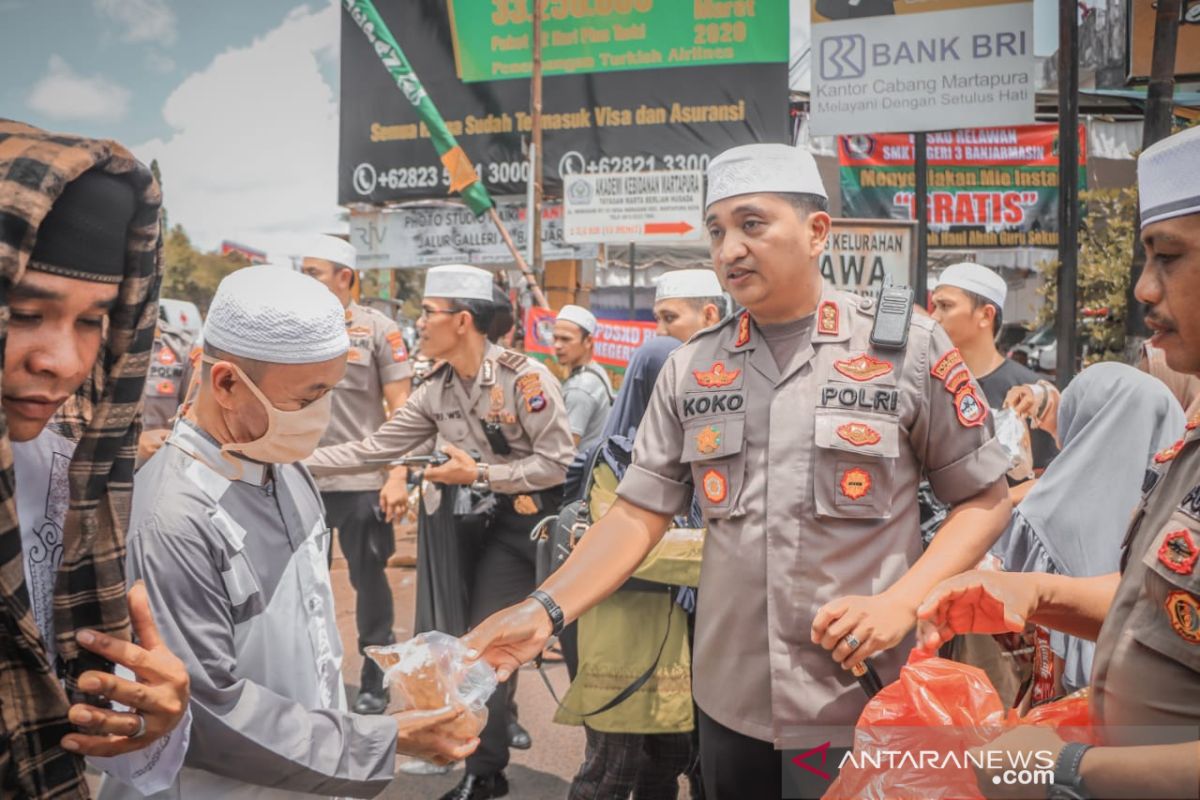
[
  {"left": 366, "top": 632, "right": 498, "bottom": 738},
  {"left": 994, "top": 406, "right": 1034, "bottom": 482}
]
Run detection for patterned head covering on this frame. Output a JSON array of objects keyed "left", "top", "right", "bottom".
[{"left": 0, "top": 119, "right": 163, "bottom": 798}]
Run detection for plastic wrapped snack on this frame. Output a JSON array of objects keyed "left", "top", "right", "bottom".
[
  {"left": 994, "top": 406, "right": 1034, "bottom": 482},
  {"left": 365, "top": 632, "right": 498, "bottom": 739}
]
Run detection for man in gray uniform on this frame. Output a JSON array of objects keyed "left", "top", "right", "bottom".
[
  {"left": 300, "top": 234, "right": 413, "bottom": 714},
  {"left": 464, "top": 144, "right": 1013, "bottom": 799},
  {"left": 307, "top": 265, "right": 575, "bottom": 800},
  {"left": 115, "top": 266, "right": 474, "bottom": 799},
  {"left": 915, "top": 124, "right": 1200, "bottom": 800},
  {"left": 553, "top": 304, "right": 613, "bottom": 450}
]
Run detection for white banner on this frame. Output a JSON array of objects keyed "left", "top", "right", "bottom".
[
  {"left": 563, "top": 170, "right": 705, "bottom": 245},
  {"left": 348, "top": 198, "right": 597, "bottom": 268},
  {"left": 821, "top": 219, "right": 917, "bottom": 299},
  {"left": 810, "top": 2, "right": 1036, "bottom": 136}
]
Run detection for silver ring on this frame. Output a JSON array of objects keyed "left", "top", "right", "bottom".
[
  {"left": 842, "top": 634, "right": 861, "bottom": 651},
  {"left": 131, "top": 713, "right": 147, "bottom": 739}
]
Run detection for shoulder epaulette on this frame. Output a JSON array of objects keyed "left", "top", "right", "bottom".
[{"left": 497, "top": 350, "right": 528, "bottom": 371}]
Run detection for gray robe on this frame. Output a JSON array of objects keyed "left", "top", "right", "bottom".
[{"left": 101, "top": 420, "right": 397, "bottom": 799}]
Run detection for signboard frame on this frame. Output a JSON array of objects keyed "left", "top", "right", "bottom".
[{"left": 562, "top": 169, "right": 705, "bottom": 245}]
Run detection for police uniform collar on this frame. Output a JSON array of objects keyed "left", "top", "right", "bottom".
[{"left": 170, "top": 418, "right": 272, "bottom": 486}]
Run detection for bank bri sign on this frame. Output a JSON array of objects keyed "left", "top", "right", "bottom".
[{"left": 809, "top": 0, "right": 1036, "bottom": 136}]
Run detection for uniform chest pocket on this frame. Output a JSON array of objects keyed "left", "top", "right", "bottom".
[
  {"left": 1132, "top": 514, "right": 1200, "bottom": 674},
  {"left": 339, "top": 359, "right": 373, "bottom": 393},
  {"left": 440, "top": 416, "right": 472, "bottom": 444},
  {"left": 681, "top": 416, "right": 746, "bottom": 520},
  {"left": 812, "top": 409, "right": 899, "bottom": 520}
]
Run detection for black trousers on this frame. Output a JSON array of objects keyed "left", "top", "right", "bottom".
[
  {"left": 323, "top": 491, "right": 395, "bottom": 652},
  {"left": 464, "top": 500, "right": 549, "bottom": 776}
]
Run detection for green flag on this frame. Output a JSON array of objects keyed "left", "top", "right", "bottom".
[{"left": 343, "top": 0, "right": 494, "bottom": 217}]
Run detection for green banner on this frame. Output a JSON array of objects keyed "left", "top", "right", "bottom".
[
  {"left": 448, "top": 0, "right": 788, "bottom": 83},
  {"left": 343, "top": 0, "right": 494, "bottom": 216}
]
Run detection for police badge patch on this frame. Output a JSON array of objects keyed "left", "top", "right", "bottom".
[
  {"left": 693, "top": 361, "right": 741, "bottom": 388},
  {"left": 833, "top": 354, "right": 893, "bottom": 382},
  {"left": 954, "top": 385, "right": 987, "bottom": 427},
  {"left": 1158, "top": 529, "right": 1199, "bottom": 576},
  {"left": 1165, "top": 590, "right": 1200, "bottom": 644},
  {"left": 1155, "top": 439, "right": 1185, "bottom": 464},
  {"left": 701, "top": 468, "right": 728, "bottom": 504},
  {"left": 836, "top": 422, "right": 882, "bottom": 447},
  {"left": 695, "top": 425, "right": 722, "bottom": 455},
  {"left": 817, "top": 300, "right": 839, "bottom": 336},
  {"left": 931, "top": 348, "right": 964, "bottom": 382},
  {"left": 735, "top": 312, "right": 751, "bottom": 347},
  {"left": 839, "top": 467, "right": 872, "bottom": 500}
]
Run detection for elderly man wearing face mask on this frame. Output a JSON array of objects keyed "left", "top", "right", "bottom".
[{"left": 104, "top": 266, "right": 476, "bottom": 800}]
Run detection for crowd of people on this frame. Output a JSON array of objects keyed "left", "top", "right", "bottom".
[{"left": 1, "top": 114, "right": 1198, "bottom": 800}]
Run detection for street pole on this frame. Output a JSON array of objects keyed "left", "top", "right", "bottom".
[
  {"left": 1056, "top": 0, "right": 1080, "bottom": 388},
  {"left": 628, "top": 243, "right": 636, "bottom": 318},
  {"left": 1126, "top": 0, "right": 1181, "bottom": 341},
  {"left": 531, "top": 0, "right": 545, "bottom": 281},
  {"left": 914, "top": 131, "right": 929, "bottom": 304}
]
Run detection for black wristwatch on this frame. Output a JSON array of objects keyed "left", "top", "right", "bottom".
[
  {"left": 528, "top": 589, "right": 565, "bottom": 637},
  {"left": 1047, "top": 742, "right": 1092, "bottom": 800}
]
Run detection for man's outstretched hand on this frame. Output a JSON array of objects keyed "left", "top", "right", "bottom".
[{"left": 915, "top": 570, "right": 1039, "bottom": 652}]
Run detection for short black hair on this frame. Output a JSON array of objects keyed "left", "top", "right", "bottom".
[
  {"left": 775, "top": 192, "right": 829, "bottom": 218},
  {"left": 487, "top": 288, "right": 515, "bottom": 343},
  {"left": 962, "top": 289, "right": 1004, "bottom": 337},
  {"left": 681, "top": 295, "right": 729, "bottom": 318},
  {"left": 449, "top": 297, "right": 497, "bottom": 336}
]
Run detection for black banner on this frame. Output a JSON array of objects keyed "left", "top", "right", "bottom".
[{"left": 337, "top": 0, "right": 788, "bottom": 205}]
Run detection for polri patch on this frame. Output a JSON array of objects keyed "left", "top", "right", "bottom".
[
  {"left": 701, "top": 468, "right": 728, "bottom": 504},
  {"left": 1159, "top": 529, "right": 1199, "bottom": 576},
  {"left": 834, "top": 354, "right": 892, "bottom": 382},
  {"left": 387, "top": 331, "right": 408, "bottom": 362},
  {"left": 839, "top": 467, "right": 872, "bottom": 501},
  {"left": 1155, "top": 439, "right": 1185, "bottom": 464},
  {"left": 525, "top": 393, "right": 547, "bottom": 413},
  {"left": 1165, "top": 590, "right": 1200, "bottom": 644},
  {"left": 695, "top": 425, "right": 722, "bottom": 455},
  {"left": 836, "top": 422, "right": 882, "bottom": 447},
  {"left": 516, "top": 373, "right": 543, "bottom": 398},
  {"left": 931, "top": 349, "right": 964, "bottom": 382},
  {"left": 693, "top": 361, "right": 741, "bottom": 388},
  {"left": 954, "top": 385, "right": 988, "bottom": 427},
  {"left": 158, "top": 347, "right": 177, "bottom": 366},
  {"left": 944, "top": 368, "right": 971, "bottom": 395},
  {"left": 817, "top": 301, "right": 840, "bottom": 336},
  {"left": 735, "top": 312, "right": 751, "bottom": 347}
]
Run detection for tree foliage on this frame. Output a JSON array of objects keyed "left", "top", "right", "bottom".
[
  {"left": 160, "top": 225, "right": 248, "bottom": 313},
  {"left": 1037, "top": 186, "right": 1137, "bottom": 364}
]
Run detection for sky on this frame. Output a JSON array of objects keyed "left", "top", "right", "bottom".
[{"left": 2, "top": 0, "right": 1069, "bottom": 260}]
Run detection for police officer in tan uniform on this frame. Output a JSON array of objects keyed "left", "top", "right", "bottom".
[
  {"left": 136, "top": 308, "right": 195, "bottom": 464},
  {"left": 307, "top": 264, "right": 574, "bottom": 800},
  {"left": 915, "top": 125, "right": 1200, "bottom": 800},
  {"left": 463, "top": 144, "right": 1014, "bottom": 799},
  {"left": 299, "top": 234, "right": 413, "bottom": 714}
]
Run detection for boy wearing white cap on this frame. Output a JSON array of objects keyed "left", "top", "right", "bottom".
[
  {"left": 465, "top": 143, "right": 1012, "bottom": 798},
  {"left": 111, "top": 266, "right": 474, "bottom": 799},
  {"left": 653, "top": 268, "right": 729, "bottom": 342},
  {"left": 912, "top": 124, "right": 1200, "bottom": 799},
  {"left": 300, "top": 234, "right": 414, "bottom": 715},
  {"left": 553, "top": 304, "right": 614, "bottom": 451},
  {"left": 931, "top": 262, "right": 1058, "bottom": 475},
  {"left": 307, "top": 265, "right": 574, "bottom": 800}
]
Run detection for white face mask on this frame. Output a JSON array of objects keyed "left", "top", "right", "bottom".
[{"left": 205, "top": 357, "right": 332, "bottom": 464}]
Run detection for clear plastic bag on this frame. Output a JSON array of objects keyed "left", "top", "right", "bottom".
[
  {"left": 365, "top": 632, "right": 498, "bottom": 739},
  {"left": 994, "top": 407, "right": 1034, "bottom": 482}
]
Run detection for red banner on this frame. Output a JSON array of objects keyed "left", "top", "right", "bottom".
[
  {"left": 524, "top": 307, "right": 658, "bottom": 373},
  {"left": 838, "top": 124, "right": 1086, "bottom": 167}
]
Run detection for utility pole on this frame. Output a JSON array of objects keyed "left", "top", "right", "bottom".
[
  {"left": 1126, "top": 0, "right": 1181, "bottom": 341},
  {"left": 914, "top": 132, "right": 929, "bottom": 304},
  {"left": 530, "top": 0, "right": 545, "bottom": 284},
  {"left": 1056, "top": 0, "right": 1080, "bottom": 388}
]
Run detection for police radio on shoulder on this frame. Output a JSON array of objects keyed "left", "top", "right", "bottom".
[{"left": 870, "top": 285, "right": 914, "bottom": 351}]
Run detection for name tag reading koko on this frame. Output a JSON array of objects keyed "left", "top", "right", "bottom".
[
  {"left": 821, "top": 385, "right": 900, "bottom": 413},
  {"left": 682, "top": 392, "right": 745, "bottom": 417}
]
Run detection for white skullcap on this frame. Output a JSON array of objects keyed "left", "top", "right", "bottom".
[
  {"left": 556, "top": 304, "right": 597, "bottom": 336},
  {"left": 302, "top": 234, "right": 357, "bottom": 270},
  {"left": 936, "top": 262, "right": 1007, "bottom": 309},
  {"left": 655, "top": 269, "right": 723, "bottom": 301},
  {"left": 424, "top": 264, "right": 493, "bottom": 302},
  {"left": 204, "top": 266, "right": 349, "bottom": 364},
  {"left": 706, "top": 143, "right": 827, "bottom": 208},
  {"left": 1139, "top": 125, "right": 1200, "bottom": 227}
]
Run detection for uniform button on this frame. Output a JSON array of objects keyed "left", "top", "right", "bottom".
[{"left": 860, "top": 297, "right": 874, "bottom": 310}]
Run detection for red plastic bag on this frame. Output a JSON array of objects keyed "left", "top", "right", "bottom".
[{"left": 824, "top": 651, "right": 1093, "bottom": 800}]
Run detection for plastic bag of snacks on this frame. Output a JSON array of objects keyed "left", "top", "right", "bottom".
[
  {"left": 366, "top": 632, "right": 498, "bottom": 739},
  {"left": 994, "top": 406, "right": 1035, "bottom": 482},
  {"left": 824, "top": 651, "right": 1094, "bottom": 799}
]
